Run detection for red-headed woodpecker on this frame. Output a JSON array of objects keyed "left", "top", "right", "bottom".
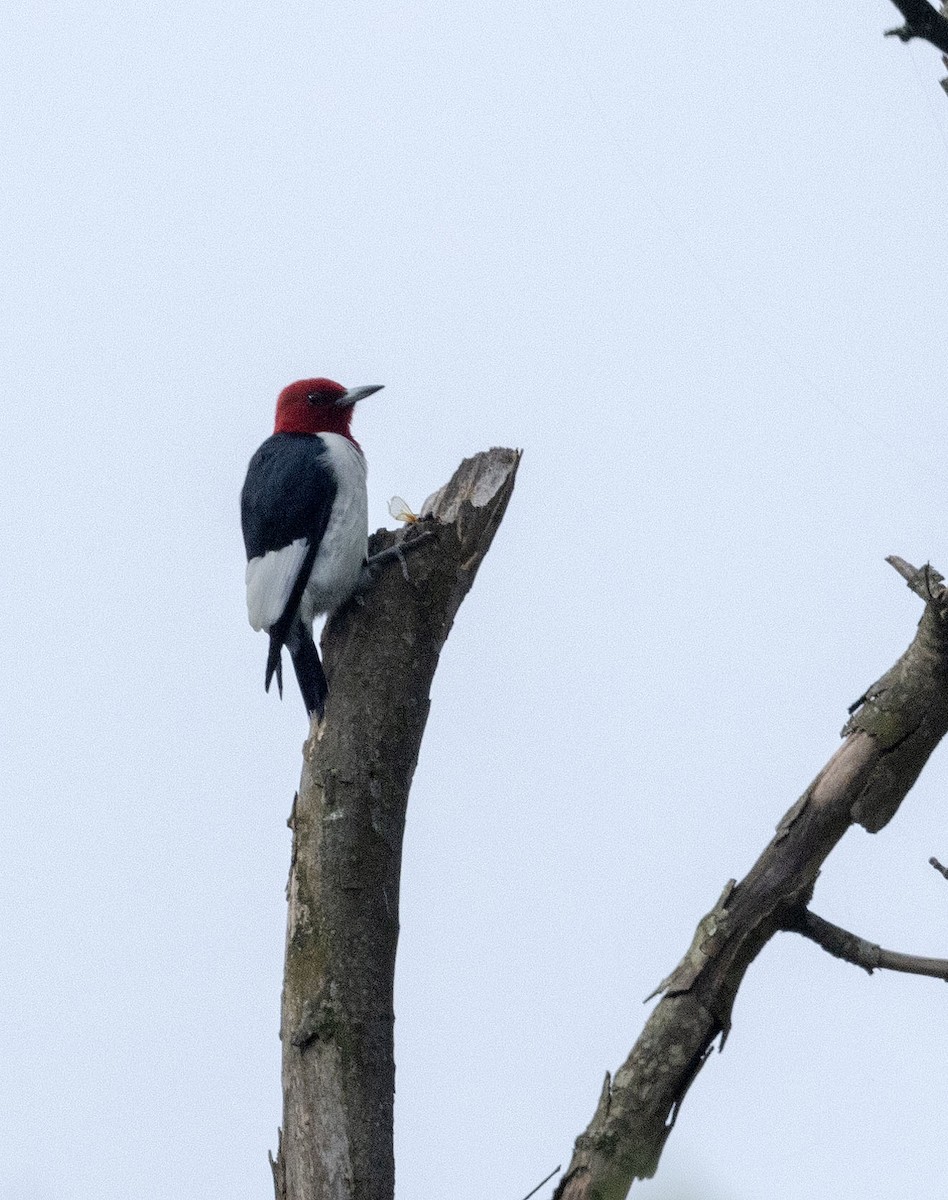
[{"left": 241, "top": 377, "right": 383, "bottom": 719}]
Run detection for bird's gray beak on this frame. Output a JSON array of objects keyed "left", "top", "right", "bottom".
[{"left": 336, "top": 384, "right": 384, "bottom": 407}]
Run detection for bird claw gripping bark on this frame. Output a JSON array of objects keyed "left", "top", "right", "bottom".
[{"left": 359, "top": 529, "right": 435, "bottom": 592}]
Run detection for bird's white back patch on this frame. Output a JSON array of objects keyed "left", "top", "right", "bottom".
[
  {"left": 246, "top": 537, "right": 309, "bottom": 632},
  {"left": 299, "top": 433, "right": 368, "bottom": 624}
]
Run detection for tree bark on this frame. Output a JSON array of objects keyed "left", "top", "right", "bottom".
[
  {"left": 271, "top": 447, "right": 520, "bottom": 1200},
  {"left": 554, "top": 558, "right": 948, "bottom": 1200}
]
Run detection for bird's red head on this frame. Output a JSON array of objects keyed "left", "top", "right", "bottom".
[{"left": 273, "top": 378, "right": 384, "bottom": 442}]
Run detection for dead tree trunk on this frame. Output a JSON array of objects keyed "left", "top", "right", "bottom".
[
  {"left": 270, "top": 447, "right": 520, "bottom": 1200},
  {"left": 554, "top": 558, "right": 948, "bottom": 1200}
]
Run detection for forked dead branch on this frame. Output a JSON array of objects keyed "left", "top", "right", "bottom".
[{"left": 553, "top": 557, "right": 948, "bottom": 1200}]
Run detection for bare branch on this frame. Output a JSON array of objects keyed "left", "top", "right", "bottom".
[
  {"left": 784, "top": 908, "right": 948, "bottom": 981},
  {"left": 942, "top": 0, "right": 948, "bottom": 94},
  {"left": 884, "top": 0, "right": 948, "bottom": 53},
  {"left": 520, "top": 1166, "right": 562, "bottom": 1200},
  {"left": 886, "top": 556, "right": 946, "bottom": 601},
  {"left": 554, "top": 558, "right": 948, "bottom": 1200},
  {"left": 272, "top": 448, "right": 521, "bottom": 1200}
]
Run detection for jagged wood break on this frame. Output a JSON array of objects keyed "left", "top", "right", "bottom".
[
  {"left": 271, "top": 448, "right": 520, "bottom": 1200},
  {"left": 555, "top": 557, "right": 948, "bottom": 1200}
]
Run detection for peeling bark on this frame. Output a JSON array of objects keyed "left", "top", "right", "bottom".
[
  {"left": 554, "top": 561, "right": 948, "bottom": 1200},
  {"left": 270, "top": 448, "right": 520, "bottom": 1200}
]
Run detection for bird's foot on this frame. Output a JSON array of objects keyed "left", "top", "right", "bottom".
[
  {"left": 884, "top": 22, "right": 916, "bottom": 41},
  {"left": 358, "top": 529, "right": 435, "bottom": 593}
]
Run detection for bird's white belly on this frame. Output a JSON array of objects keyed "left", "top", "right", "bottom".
[{"left": 299, "top": 432, "right": 368, "bottom": 624}]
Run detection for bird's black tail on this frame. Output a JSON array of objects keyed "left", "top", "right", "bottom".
[
  {"left": 262, "top": 539, "right": 322, "bottom": 716},
  {"left": 265, "top": 612, "right": 327, "bottom": 720},
  {"left": 288, "top": 624, "right": 328, "bottom": 720},
  {"left": 265, "top": 633, "right": 284, "bottom": 697}
]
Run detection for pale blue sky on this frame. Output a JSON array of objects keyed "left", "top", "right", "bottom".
[{"left": 3, "top": 1, "right": 948, "bottom": 1198}]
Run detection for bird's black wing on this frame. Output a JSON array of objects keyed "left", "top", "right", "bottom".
[
  {"left": 241, "top": 434, "right": 338, "bottom": 676},
  {"left": 241, "top": 432, "right": 337, "bottom": 563}
]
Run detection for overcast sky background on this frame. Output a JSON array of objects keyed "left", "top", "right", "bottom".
[{"left": 3, "top": 1, "right": 948, "bottom": 1197}]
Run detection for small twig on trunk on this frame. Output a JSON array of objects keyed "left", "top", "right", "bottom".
[
  {"left": 784, "top": 908, "right": 948, "bottom": 981},
  {"left": 519, "top": 1165, "right": 561, "bottom": 1200},
  {"left": 930, "top": 856, "right": 948, "bottom": 879},
  {"left": 886, "top": 556, "right": 946, "bottom": 600}
]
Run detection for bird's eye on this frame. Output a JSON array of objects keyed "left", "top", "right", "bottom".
[{"left": 306, "top": 391, "right": 319, "bottom": 405}]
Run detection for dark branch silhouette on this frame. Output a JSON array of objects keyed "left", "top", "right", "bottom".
[{"left": 884, "top": 0, "right": 948, "bottom": 52}]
